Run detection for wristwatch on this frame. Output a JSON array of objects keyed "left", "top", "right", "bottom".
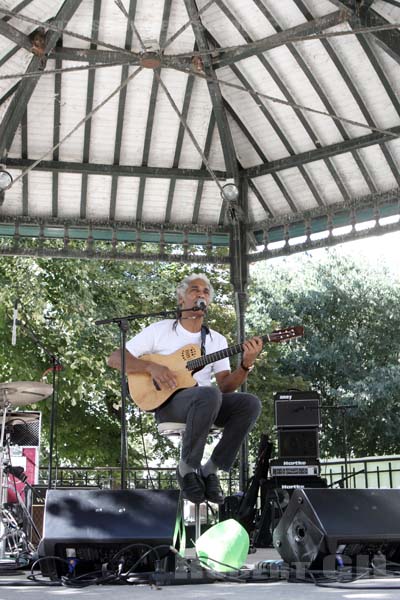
[{"left": 240, "top": 360, "right": 254, "bottom": 373}]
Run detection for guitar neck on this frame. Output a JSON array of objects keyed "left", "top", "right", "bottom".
[{"left": 187, "top": 333, "right": 271, "bottom": 371}]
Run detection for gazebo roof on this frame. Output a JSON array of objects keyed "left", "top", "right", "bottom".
[{"left": 0, "top": 0, "right": 399, "bottom": 263}]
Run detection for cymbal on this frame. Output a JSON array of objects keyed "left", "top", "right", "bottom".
[
  {"left": 6, "top": 411, "right": 40, "bottom": 425},
  {"left": 0, "top": 381, "right": 53, "bottom": 407}
]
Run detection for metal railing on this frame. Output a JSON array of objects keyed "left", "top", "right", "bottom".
[
  {"left": 36, "top": 466, "right": 237, "bottom": 494},
  {"left": 320, "top": 455, "right": 400, "bottom": 489},
  {"left": 36, "top": 455, "right": 400, "bottom": 492}
]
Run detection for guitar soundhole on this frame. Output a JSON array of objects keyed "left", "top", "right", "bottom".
[{"left": 182, "top": 348, "right": 197, "bottom": 360}]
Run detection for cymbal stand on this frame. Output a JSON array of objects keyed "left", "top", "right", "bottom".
[
  {"left": 0, "top": 390, "right": 13, "bottom": 563},
  {"left": 0, "top": 395, "right": 36, "bottom": 565}
]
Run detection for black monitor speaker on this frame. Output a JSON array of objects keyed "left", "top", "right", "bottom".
[
  {"left": 273, "top": 488, "right": 400, "bottom": 570},
  {"left": 38, "top": 489, "right": 183, "bottom": 578}
]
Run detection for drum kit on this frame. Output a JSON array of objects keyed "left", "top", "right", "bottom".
[{"left": 0, "top": 381, "right": 52, "bottom": 568}]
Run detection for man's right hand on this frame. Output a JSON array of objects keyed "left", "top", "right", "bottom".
[{"left": 146, "top": 363, "right": 177, "bottom": 390}]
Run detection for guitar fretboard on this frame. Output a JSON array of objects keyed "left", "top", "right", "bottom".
[{"left": 186, "top": 333, "right": 272, "bottom": 371}]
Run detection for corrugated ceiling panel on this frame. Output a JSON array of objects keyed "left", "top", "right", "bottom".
[
  {"left": 58, "top": 64, "right": 89, "bottom": 162},
  {"left": 148, "top": 69, "right": 188, "bottom": 168},
  {"left": 265, "top": 0, "right": 314, "bottom": 28},
  {"left": 197, "top": 0, "right": 246, "bottom": 46},
  {"left": 0, "top": 36, "right": 15, "bottom": 61},
  {"left": 372, "top": 44, "right": 400, "bottom": 100},
  {"left": 119, "top": 68, "right": 154, "bottom": 166},
  {"left": 217, "top": 0, "right": 276, "bottom": 40},
  {"left": 27, "top": 69, "right": 56, "bottom": 160},
  {"left": 97, "top": 0, "right": 132, "bottom": 48},
  {"left": 228, "top": 114, "right": 263, "bottom": 168},
  {"left": 236, "top": 56, "right": 314, "bottom": 153},
  {"left": 28, "top": 171, "right": 52, "bottom": 217},
  {"left": 261, "top": 46, "right": 345, "bottom": 147},
  {"left": 328, "top": 32, "right": 399, "bottom": 129},
  {"left": 1, "top": 94, "right": 21, "bottom": 158},
  {"left": 251, "top": 174, "right": 294, "bottom": 217},
  {"left": 303, "top": 159, "right": 346, "bottom": 205},
  {"left": 7, "top": 0, "right": 64, "bottom": 35},
  {"left": 141, "top": 178, "right": 170, "bottom": 222},
  {"left": 114, "top": 176, "right": 140, "bottom": 221},
  {"left": 61, "top": 0, "right": 93, "bottom": 49},
  {"left": 89, "top": 65, "right": 122, "bottom": 164},
  {"left": 0, "top": 47, "right": 31, "bottom": 99},
  {"left": 179, "top": 77, "right": 212, "bottom": 169},
  {"left": 57, "top": 173, "right": 82, "bottom": 218},
  {"left": 8, "top": 123, "right": 21, "bottom": 156},
  {"left": 373, "top": 0, "right": 400, "bottom": 20},
  {"left": 218, "top": 65, "right": 291, "bottom": 161},
  {"left": 170, "top": 179, "right": 198, "bottom": 223},
  {"left": 163, "top": 0, "right": 196, "bottom": 55},
  {"left": 386, "top": 138, "right": 400, "bottom": 172},
  {"left": 247, "top": 186, "right": 266, "bottom": 223},
  {"left": 207, "top": 121, "right": 226, "bottom": 171},
  {"left": 329, "top": 153, "right": 373, "bottom": 199},
  {"left": 133, "top": 0, "right": 165, "bottom": 54},
  {"left": 297, "top": 0, "right": 336, "bottom": 18},
  {"left": 357, "top": 145, "right": 399, "bottom": 190},
  {"left": 292, "top": 35, "right": 372, "bottom": 139},
  {"left": 86, "top": 174, "right": 112, "bottom": 219},
  {"left": 197, "top": 180, "right": 223, "bottom": 224},
  {"left": 0, "top": 93, "right": 12, "bottom": 121},
  {"left": 0, "top": 0, "right": 25, "bottom": 12},
  {"left": 0, "top": 169, "right": 22, "bottom": 215},
  {"left": 278, "top": 167, "right": 320, "bottom": 211}
]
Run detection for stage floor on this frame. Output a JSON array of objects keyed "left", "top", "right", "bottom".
[{"left": 1, "top": 547, "right": 400, "bottom": 599}]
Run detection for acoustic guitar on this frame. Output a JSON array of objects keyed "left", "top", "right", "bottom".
[{"left": 127, "top": 325, "right": 303, "bottom": 411}]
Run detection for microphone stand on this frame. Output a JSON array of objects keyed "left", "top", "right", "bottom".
[
  {"left": 15, "top": 318, "right": 62, "bottom": 490},
  {"left": 95, "top": 306, "right": 203, "bottom": 490}
]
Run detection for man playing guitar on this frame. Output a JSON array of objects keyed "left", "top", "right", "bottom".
[{"left": 108, "top": 273, "right": 263, "bottom": 505}]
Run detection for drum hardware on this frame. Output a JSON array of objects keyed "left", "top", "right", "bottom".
[{"left": 0, "top": 382, "right": 51, "bottom": 566}]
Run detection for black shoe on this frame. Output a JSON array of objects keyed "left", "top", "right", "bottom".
[
  {"left": 176, "top": 467, "right": 205, "bottom": 503},
  {"left": 203, "top": 473, "right": 225, "bottom": 504}
]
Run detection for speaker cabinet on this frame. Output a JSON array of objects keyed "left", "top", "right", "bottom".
[
  {"left": 278, "top": 429, "right": 319, "bottom": 459},
  {"left": 274, "top": 392, "right": 320, "bottom": 428},
  {"left": 273, "top": 488, "right": 400, "bottom": 569},
  {"left": 38, "top": 489, "right": 183, "bottom": 577}
]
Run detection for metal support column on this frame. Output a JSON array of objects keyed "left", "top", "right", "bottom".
[{"left": 229, "top": 177, "right": 250, "bottom": 491}]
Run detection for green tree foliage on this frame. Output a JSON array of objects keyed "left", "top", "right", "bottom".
[
  {"left": 247, "top": 252, "right": 400, "bottom": 458},
  {"left": 0, "top": 256, "right": 236, "bottom": 467}
]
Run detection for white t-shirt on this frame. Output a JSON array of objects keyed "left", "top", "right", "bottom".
[{"left": 126, "top": 319, "right": 231, "bottom": 386}]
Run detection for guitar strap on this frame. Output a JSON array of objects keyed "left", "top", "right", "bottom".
[{"left": 200, "top": 324, "right": 209, "bottom": 356}]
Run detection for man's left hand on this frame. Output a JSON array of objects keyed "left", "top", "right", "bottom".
[{"left": 241, "top": 336, "right": 263, "bottom": 369}]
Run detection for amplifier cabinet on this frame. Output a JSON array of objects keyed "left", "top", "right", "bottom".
[{"left": 275, "top": 392, "right": 320, "bottom": 429}]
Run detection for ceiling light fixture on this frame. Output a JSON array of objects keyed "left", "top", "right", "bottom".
[
  {"left": 0, "top": 166, "right": 13, "bottom": 204},
  {"left": 221, "top": 182, "right": 239, "bottom": 203}
]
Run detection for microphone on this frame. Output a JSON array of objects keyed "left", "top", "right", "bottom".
[
  {"left": 195, "top": 298, "right": 207, "bottom": 311},
  {"left": 11, "top": 298, "right": 18, "bottom": 346}
]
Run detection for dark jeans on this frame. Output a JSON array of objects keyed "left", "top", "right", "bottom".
[{"left": 155, "top": 386, "right": 262, "bottom": 471}]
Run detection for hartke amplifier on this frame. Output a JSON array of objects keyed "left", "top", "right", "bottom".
[
  {"left": 38, "top": 489, "right": 183, "bottom": 578},
  {"left": 273, "top": 488, "right": 400, "bottom": 569},
  {"left": 278, "top": 429, "right": 319, "bottom": 459},
  {"left": 275, "top": 392, "right": 320, "bottom": 429},
  {"left": 270, "top": 458, "right": 320, "bottom": 477}
]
